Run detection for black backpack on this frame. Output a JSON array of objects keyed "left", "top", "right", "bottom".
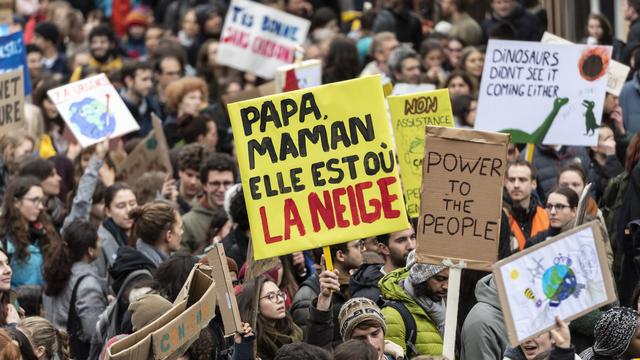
[{"left": 379, "top": 299, "right": 418, "bottom": 357}]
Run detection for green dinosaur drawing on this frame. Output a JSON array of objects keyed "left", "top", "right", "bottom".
[
  {"left": 583, "top": 99, "right": 597, "bottom": 136},
  {"left": 499, "top": 97, "right": 569, "bottom": 144}
]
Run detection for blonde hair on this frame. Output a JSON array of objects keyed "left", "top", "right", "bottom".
[
  {"left": 18, "top": 316, "right": 70, "bottom": 360},
  {"left": 165, "top": 76, "right": 208, "bottom": 113}
]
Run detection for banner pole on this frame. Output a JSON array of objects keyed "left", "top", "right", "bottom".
[
  {"left": 323, "top": 246, "right": 333, "bottom": 271},
  {"left": 525, "top": 143, "right": 535, "bottom": 163},
  {"left": 442, "top": 259, "right": 464, "bottom": 360}
]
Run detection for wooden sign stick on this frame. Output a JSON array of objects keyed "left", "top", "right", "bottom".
[{"left": 442, "top": 259, "right": 465, "bottom": 360}]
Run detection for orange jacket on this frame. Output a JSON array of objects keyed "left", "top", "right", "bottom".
[{"left": 508, "top": 206, "right": 550, "bottom": 251}]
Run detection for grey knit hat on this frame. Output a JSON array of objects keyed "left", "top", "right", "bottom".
[
  {"left": 585, "top": 307, "right": 640, "bottom": 358},
  {"left": 407, "top": 250, "right": 447, "bottom": 285}
]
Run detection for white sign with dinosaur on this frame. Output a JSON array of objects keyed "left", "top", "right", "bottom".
[{"left": 475, "top": 40, "right": 611, "bottom": 146}]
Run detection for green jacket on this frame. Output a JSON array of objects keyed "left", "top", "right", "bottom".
[
  {"left": 181, "top": 201, "right": 216, "bottom": 253},
  {"left": 378, "top": 268, "right": 443, "bottom": 356}
]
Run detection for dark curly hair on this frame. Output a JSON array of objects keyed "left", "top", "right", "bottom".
[
  {"left": 199, "top": 153, "right": 236, "bottom": 184},
  {"left": 178, "top": 143, "right": 209, "bottom": 173},
  {"left": 0, "top": 177, "right": 60, "bottom": 263}
]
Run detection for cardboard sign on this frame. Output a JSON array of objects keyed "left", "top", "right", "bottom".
[
  {"left": 388, "top": 89, "right": 454, "bottom": 218},
  {"left": 116, "top": 114, "right": 172, "bottom": 180},
  {"left": 217, "top": 0, "right": 310, "bottom": 79},
  {"left": 416, "top": 126, "right": 509, "bottom": 271},
  {"left": 541, "top": 32, "right": 630, "bottom": 97},
  {"left": 0, "top": 69, "right": 24, "bottom": 134},
  {"left": 0, "top": 31, "right": 30, "bottom": 95},
  {"left": 106, "top": 264, "right": 217, "bottom": 360},
  {"left": 207, "top": 245, "right": 243, "bottom": 335},
  {"left": 0, "top": 0, "right": 12, "bottom": 24},
  {"left": 228, "top": 75, "right": 410, "bottom": 260},
  {"left": 475, "top": 39, "right": 611, "bottom": 146},
  {"left": 493, "top": 221, "right": 617, "bottom": 346},
  {"left": 47, "top": 73, "right": 140, "bottom": 147},
  {"left": 275, "top": 59, "right": 322, "bottom": 93},
  {"left": 390, "top": 83, "right": 437, "bottom": 96}
]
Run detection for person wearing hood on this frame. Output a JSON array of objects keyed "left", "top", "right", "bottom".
[
  {"left": 503, "top": 316, "right": 578, "bottom": 360},
  {"left": 378, "top": 250, "right": 446, "bottom": 357},
  {"left": 481, "top": 0, "right": 544, "bottom": 43},
  {"left": 580, "top": 307, "right": 640, "bottom": 360},
  {"left": 460, "top": 274, "right": 509, "bottom": 360},
  {"left": 42, "top": 220, "right": 108, "bottom": 360},
  {"left": 504, "top": 160, "right": 549, "bottom": 252}
]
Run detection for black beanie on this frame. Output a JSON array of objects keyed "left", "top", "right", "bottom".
[{"left": 34, "top": 21, "right": 61, "bottom": 45}]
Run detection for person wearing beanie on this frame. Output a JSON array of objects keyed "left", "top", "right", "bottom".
[
  {"left": 128, "top": 293, "right": 172, "bottom": 331},
  {"left": 305, "top": 268, "right": 405, "bottom": 360},
  {"left": 122, "top": 6, "right": 151, "bottom": 59},
  {"left": 378, "top": 250, "right": 447, "bottom": 357},
  {"left": 580, "top": 307, "right": 640, "bottom": 360},
  {"left": 32, "top": 21, "right": 69, "bottom": 79}
]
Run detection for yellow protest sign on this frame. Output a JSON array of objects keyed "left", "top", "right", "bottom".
[
  {"left": 228, "top": 76, "right": 410, "bottom": 260},
  {"left": 388, "top": 89, "right": 454, "bottom": 217}
]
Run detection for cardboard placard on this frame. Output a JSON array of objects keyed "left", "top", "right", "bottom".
[
  {"left": 493, "top": 221, "right": 617, "bottom": 347},
  {"left": 116, "top": 113, "right": 172, "bottom": 180},
  {"left": 416, "top": 126, "right": 509, "bottom": 271},
  {"left": 274, "top": 59, "right": 322, "bottom": 93},
  {"left": 207, "top": 245, "right": 243, "bottom": 335},
  {"left": 0, "top": 31, "right": 31, "bottom": 95},
  {"left": 388, "top": 89, "right": 454, "bottom": 218},
  {"left": 228, "top": 75, "right": 410, "bottom": 260},
  {"left": 390, "top": 83, "right": 437, "bottom": 96},
  {"left": 541, "top": 32, "right": 630, "bottom": 97},
  {"left": 106, "top": 264, "right": 217, "bottom": 360},
  {"left": 217, "top": 0, "right": 310, "bottom": 79},
  {"left": 244, "top": 240, "right": 280, "bottom": 280},
  {"left": 47, "top": 73, "right": 140, "bottom": 147},
  {"left": 222, "top": 81, "right": 277, "bottom": 106},
  {"left": 0, "top": 69, "right": 24, "bottom": 134},
  {"left": 475, "top": 39, "right": 611, "bottom": 146}
]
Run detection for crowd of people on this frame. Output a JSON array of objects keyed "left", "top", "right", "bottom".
[{"left": 3, "top": 0, "right": 640, "bottom": 359}]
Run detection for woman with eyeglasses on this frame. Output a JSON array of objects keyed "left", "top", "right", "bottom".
[
  {"left": 237, "top": 274, "right": 303, "bottom": 360},
  {"left": 94, "top": 182, "right": 138, "bottom": 280},
  {"left": 525, "top": 186, "right": 578, "bottom": 249},
  {"left": 0, "top": 176, "right": 62, "bottom": 288}
]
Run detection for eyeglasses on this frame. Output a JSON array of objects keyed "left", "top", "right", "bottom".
[
  {"left": 260, "top": 290, "right": 287, "bottom": 303},
  {"left": 22, "top": 197, "right": 44, "bottom": 205},
  {"left": 207, "top": 181, "right": 234, "bottom": 189},
  {"left": 545, "top": 203, "right": 570, "bottom": 211}
]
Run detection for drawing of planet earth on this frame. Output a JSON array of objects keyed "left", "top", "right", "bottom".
[
  {"left": 68, "top": 97, "right": 116, "bottom": 139},
  {"left": 542, "top": 264, "right": 577, "bottom": 307}
]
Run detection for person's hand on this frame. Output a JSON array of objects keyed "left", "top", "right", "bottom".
[
  {"left": 291, "top": 251, "right": 306, "bottom": 275},
  {"left": 234, "top": 322, "right": 254, "bottom": 344},
  {"left": 99, "top": 163, "right": 116, "bottom": 187},
  {"left": 94, "top": 139, "right": 110, "bottom": 160},
  {"left": 317, "top": 266, "right": 339, "bottom": 311},
  {"left": 384, "top": 340, "right": 405, "bottom": 359},
  {"left": 550, "top": 316, "right": 571, "bottom": 349},
  {"left": 598, "top": 137, "right": 617, "bottom": 156},
  {"left": 6, "top": 304, "right": 20, "bottom": 324},
  {"left": 161, "top": 175, "right": 178, "bottom": 203},
  {"left": 611, "top": 105, "right": 625, "bottom": 134},
  {"left": 426, "top": 67, "right": 440, "bottom": 82}
]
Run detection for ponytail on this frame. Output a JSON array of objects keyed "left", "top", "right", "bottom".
[
  {"left": 56, "top": 328, "right": 70, "bottom": 360},
  {"left": 129, "top": 201, "right": 177, "bottom": 245}
]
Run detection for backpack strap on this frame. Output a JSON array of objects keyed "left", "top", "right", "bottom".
[
  {"left": 383, "top": 300, "right": 418, "bottom": 356},
  {"left": 68, "top": 274, "right": 91, "bottom": 360}
]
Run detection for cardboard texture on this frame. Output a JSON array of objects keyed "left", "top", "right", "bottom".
[
  {"left": 207, "top": 245, "right": 243, "bottom": 335},
  {"left": 417, "top": 126, "right": 509, "bottom": 271},
  {"left": 574, "top": 183, "right": 593, "bottom": 227},
  {"left": 106, "top": 264, "right": 217, "bottom": 360},
  {"left": 116, "top": 113, "right": 173, "bottom": 180},
  {"left": 493, "top": 221, "right": 617, "bottom": 347},
  {"left": 275, "top": 59, "right": 322, "bottom": 93},
  {"left": 244, "top": 240, "right": 279, "bottom": 281},
  {"left": 541, "top": 31, "right": 630, "bottom": 96},
  {"left": 0, "top": 69, "right": 24, "bottom": 134}
]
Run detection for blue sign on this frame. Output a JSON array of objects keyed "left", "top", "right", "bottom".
[{"left": 0, "top": 31, "right": 31, "bottom": 95}]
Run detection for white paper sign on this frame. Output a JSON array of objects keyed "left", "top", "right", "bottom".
[
  {"left": 494, "top": 223, "right": 616, "bottom": 346},
  {"left": 47, "top": 73, "right": 140, "bottom": 148},
  {"left": 475, "top": 39, "right": 611, "bottom": 146},
  {"left": 541, "top": 32, "right": 630, "bottom": 97},
  {"left": 217, "top": 0, "right": 310, "bottom": 79},
  {"left": 274, "top": 59, "right": 322, "bottom": 93},
  {"left": 390, "top": 83, "right": 436, "bottom": 96}
]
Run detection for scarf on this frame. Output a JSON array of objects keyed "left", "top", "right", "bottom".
[
  {"left": 102, "top": 218, "right": 129, "bottom": 247},
  {"left": 258, "top": 318, "right": 303, "bottom": 360},
  {"left": 403, "top": 280, "right": 447, "bottom": 335}
]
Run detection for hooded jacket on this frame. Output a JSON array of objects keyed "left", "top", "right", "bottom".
[
  {"left": 350, "top": 262, "right": 385, "bottom": 302},
  {"left": 481, "top": 3, "right": 544, "bottom": 43},
  {"left": 378, "top": 267, "right": 443, "bottom": 356},
  {"left": 460, "top": 274, "right": 508, "bottom": 360},
  {"left": 43, "top": 262, "right": 108, "bottom": 342},
  {"left": 620, "top": 72, "right": 640, "bottom": 134}
]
